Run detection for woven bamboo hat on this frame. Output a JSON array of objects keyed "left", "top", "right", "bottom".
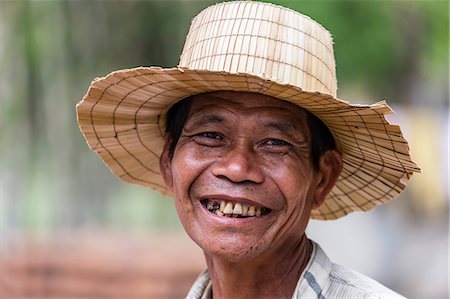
[{"left": 76, "top": 1, "right": 420, "bottom": 220}]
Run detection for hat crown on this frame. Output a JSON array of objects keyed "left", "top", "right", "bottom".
[{"left": 179, "top": 1, "right": 337, "bottom": 97}]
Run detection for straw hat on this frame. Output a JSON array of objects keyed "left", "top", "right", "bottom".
[{"left": 76, "top": 1, "right": 420, "bottom": 220}]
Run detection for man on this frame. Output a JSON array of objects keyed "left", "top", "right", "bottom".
[{"left": 76, "top": 1, "right": 420, "bottom": 298}]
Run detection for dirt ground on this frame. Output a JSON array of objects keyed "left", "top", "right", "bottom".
[{"left": 0, "top": 232, "right": 206, "bottom": 299}]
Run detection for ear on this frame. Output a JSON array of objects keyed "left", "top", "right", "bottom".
[
  {"left": 159, "top": 135, "right": 174, "bottom": 192},
  {"left": 312, "top": 150, "right": 343, "bottom": 209}
]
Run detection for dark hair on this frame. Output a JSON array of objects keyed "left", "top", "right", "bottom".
[
  {"left": 165, "top": 97, "right": 336, "bottom": 170},
  {"left": 306, "top": 112, "right": 337, "bottom": 170},
  {"left": 165, "top": 97, "right": 194, "bottom": 159}
]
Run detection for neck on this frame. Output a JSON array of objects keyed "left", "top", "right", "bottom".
[{"left": 204, "top": 235, "right": 313, "bottom": 299}]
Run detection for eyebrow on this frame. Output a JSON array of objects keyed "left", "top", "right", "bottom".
[
  {"left": 186, "top": 113, "right": 226, "bottom": 129},
  {"left": 184, "top": 108, "right": 306, "bottom": 141},
  {"left": 262, "top": 120, "right": 309, "bottom": 145},
  {"left": 262, "top": 120, "right": 300, "bottom": 136}
]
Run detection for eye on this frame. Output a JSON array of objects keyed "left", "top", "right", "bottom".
[
  {"left": 264, "top": 139, "right": 289, "bottom": 147},
  {"left": 259, "top": 138, "right": 292, "bottom": 154},
  {"left": 193, "top": 131, "right": 225, "bottom": 147},
  {"left": 200, "top": 132, "right": 223, "bottom": 140}
]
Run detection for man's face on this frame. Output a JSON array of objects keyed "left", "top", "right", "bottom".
[{"left": 161, "top": 91, "right": 324, "bottom": 262}]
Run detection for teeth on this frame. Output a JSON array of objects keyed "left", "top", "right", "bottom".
[
  {"left": 233, "top": 203, "right": 242, "bottom": 215},
  {"left": 248, "top": 206, "right": 256, "bottom": 216},
  {"left": 242, "top": 204, "right": 249, "bottom": 216},
  {"left": 220, "top": 201, "right": 226, "bottom": 212},
  {"left": 206, "top": 199, "right": 267, "bottom": 218},
  {"left": 223, "top": 202, "right": 234, "bottom": 214}
]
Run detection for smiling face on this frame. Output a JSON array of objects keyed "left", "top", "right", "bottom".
[{"left": 160, "top": 91, "right": 338, "bottom": 262}]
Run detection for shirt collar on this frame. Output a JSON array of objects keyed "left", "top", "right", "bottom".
[
  {"left": 186, "top": 240, "right": 332, "bottom": 299},
  {"left": 292, "top": 241, "right": 332, "bottom": 298}
]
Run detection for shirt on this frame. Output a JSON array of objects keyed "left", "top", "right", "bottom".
[{"left": 186, "top": 241, "right": 406, "bottom": 299}]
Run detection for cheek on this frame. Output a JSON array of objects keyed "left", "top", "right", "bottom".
[
  {"left": 283, "top": 166, "right": 315, "bottom": 216},
  {"left": 170, "top": 144, "right": 218, "bottom": 224},
  {"left": 264, "top": 155, "right": 313, "bottom": 196},
  {"left": 266, "top": 157, "right": 315, "bottom": 234},
  {"left": 171, "top": 146, "right": 210, "bottom": 192}
]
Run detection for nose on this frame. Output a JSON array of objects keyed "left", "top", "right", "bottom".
[{"left": 211, "top": 145, "right": 264, "bottom": 184}]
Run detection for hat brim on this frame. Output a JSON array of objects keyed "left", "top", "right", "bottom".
[{"left": 76, "top": 66, "right": 420, "bottom": 220}]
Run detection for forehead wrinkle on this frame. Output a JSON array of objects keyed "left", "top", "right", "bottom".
[
  {"left": 185, "top": 104, "right": 235, "bottom": 129},
  {"left": 185, "top": 113, "right": 225, "bottom": 130},
  {"left": 256, "top": 110, "right": 309, "bottom": 138},
  {"left": 186, "top": 95, "right": 309, "bottom": 138},
  {"left": 262, "top": 121, "right": 297, "bottom": 135}
]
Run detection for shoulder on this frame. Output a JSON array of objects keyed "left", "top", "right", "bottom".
[
  {"left": 299, "top": 241, "right": 407, "bottom": 299},
  {"left": 324, "top": 263, "right": 407, "bottom": 299}
]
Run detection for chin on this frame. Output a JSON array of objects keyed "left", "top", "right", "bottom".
[
  {"left": 204, "top": 246, "right": 261, "bottom": 263},
  {"left": 192, "top": 233, "right": 269, "bottom": 263}
]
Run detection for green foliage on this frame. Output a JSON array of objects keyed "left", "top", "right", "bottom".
[{"left": 264, "top": 0, "right": 448, "bottom": 101}]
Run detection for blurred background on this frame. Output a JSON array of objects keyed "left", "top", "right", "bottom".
[{"left": 0, "top": 0, "right": 448, "bottom": 298}]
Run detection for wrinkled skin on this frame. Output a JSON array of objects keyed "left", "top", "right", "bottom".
[{"left": 160, "top": 91, "right": 342, "bottom": 299}]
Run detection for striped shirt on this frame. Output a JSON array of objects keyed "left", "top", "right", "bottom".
[{"left": 186, "top": 241, "right": 406, "bottom": 299}]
